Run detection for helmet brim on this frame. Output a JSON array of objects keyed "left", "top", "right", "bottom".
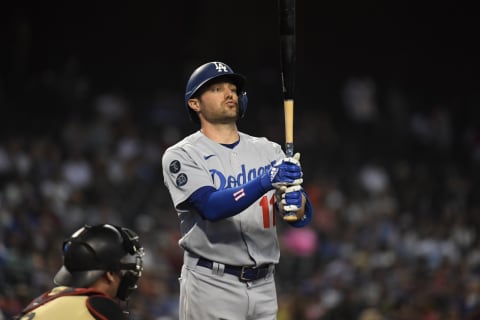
[{"left": 54, "top": 266, "right": 105, "bottom": 288}]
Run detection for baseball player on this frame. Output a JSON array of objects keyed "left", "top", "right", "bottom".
[
  {"left": 162, "top": 61, "right": 313, "bottom": 319},
  {"left": 14, "top": 224, "right": 145, "bottom": 320}
]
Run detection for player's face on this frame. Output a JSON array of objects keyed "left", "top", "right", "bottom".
[{"left": 197, "top": 81, "right": 240, "bottom": 124}]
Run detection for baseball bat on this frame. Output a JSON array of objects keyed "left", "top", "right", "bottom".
[
  {"left": 279, "top": 0, "right": 296, "bottom": 158},
  {"left": 279, "top": 0, "right": 298, "bottom": 221}
]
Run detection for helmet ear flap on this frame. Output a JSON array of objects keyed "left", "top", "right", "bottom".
[{"left": 238, "top": 91, "right": 248, "bottom": 119}]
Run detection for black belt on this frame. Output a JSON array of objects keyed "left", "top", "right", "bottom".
[{"left": 197, "top": 257, "right": 273, "bottom": 282}]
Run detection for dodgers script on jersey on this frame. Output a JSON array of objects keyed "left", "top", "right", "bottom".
[{"left": 162, "top": 131, "right": 285, "bottom": 266}]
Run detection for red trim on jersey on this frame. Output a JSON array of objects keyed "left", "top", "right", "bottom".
[{"left": 17, "top": 287, "right": 106, "bottom": 317}]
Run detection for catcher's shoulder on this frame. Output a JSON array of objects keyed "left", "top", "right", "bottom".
[{"left": 86, "top": 295, "right": 127, "bottom": 319}]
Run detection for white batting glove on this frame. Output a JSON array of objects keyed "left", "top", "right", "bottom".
[
  {"left": 285, "top": 152, "right": 301, "bottom": 166},
  {"left": 261, "top": 152, "right": 303, "bottom": 190},
  {"left": 271, "top": 152, "right": 303, "bottom": 188}
]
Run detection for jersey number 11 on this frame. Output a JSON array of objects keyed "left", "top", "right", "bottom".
[{"left": 259, "top": 195, "right": 276, "bottom": 228}]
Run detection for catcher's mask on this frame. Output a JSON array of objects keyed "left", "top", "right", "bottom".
[
  {"left": 54, "top": 224, "right": 144, "bottom": 301},
  {"left": 185, "top": 61, "right": 248, "bottom": 124}
]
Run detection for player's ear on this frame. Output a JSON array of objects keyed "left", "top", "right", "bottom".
[
  {"left": 188, "top": 98, "right": 200, "bottom": 112},
  {"left": 104, "top": 271, "right": 118, "bottom": 284}
]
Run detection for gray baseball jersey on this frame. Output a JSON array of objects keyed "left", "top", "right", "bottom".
[{"left": 162, "top": 130, "right": 285, "bottom": 266}]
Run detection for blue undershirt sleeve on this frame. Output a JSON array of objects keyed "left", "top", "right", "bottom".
[{"left": 188, "top": 176, "right": 271, "bottom": 222}]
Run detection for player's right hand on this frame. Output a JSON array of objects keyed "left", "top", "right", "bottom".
[
  {"left": 277, "top": 185, "right": 303, "bottom": 212},
  {"left": 261, "top": 153, "right": 303, "bottom": 190}
]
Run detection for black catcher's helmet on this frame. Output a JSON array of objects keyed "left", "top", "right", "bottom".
[{"left": 54, "top": 224, "right": 144, "bottom": 300}]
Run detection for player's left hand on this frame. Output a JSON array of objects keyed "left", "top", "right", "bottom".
[
  {"left": 261, "top": 154, "right": 302, "bottom": 190},
  {"left": 285, "top": 152, "right": 301, "bottom": 167},
  {"left": 276, "top": 152, "right": 303, "bottom": 187},
  {"left": 270, "top": 152, "right": 303, "bottom": 188}
]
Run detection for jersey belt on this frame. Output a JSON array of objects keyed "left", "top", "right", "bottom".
[{"left": 197, "top": 257, "right": 273, "bottom": 282}]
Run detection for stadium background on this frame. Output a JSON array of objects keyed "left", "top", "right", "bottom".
[{"left": 1, "top": 1, "right": 479, "bottom": 319}]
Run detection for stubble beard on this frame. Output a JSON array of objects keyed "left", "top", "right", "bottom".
[{"left": 217, "top": 104, "right": 239, "bottom": 124}]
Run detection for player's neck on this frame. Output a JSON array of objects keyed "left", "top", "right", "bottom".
[{"left": 200, "top": 123, "right": 239, "bottom": 144}]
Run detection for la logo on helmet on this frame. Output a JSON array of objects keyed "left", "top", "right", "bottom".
[{"left": 214, "top": 62, "right": 228, "bottom": 73}]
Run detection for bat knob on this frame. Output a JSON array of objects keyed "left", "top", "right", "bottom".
[{"left": 282, "top": 213, "right": 298, "bottom": 221}]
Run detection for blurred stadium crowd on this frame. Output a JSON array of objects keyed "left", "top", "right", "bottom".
[{"left": 2, "top": 46, "right": 480, "bottom": 320}]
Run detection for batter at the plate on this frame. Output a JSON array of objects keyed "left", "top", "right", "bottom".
[{"left": 162, "top": 61, "right": 314, "bottom": 320}]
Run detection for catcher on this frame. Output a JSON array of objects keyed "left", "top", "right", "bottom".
[{"left": 14, "top": 224, "right": 145, "bottom": 320}]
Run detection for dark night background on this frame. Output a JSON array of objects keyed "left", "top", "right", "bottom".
[{"left": 1, "top": 1, "right": 478, "bottom": 133}]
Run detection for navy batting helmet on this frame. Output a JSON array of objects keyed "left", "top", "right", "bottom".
[
  {"left": 185, "top": 61, "right": 248, "bottom": 123},
  {"left": 54, "top": 224, "right": 144, "bottom": 301}
]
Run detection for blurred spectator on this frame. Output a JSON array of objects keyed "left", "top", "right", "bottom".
[{"left": 341, "top": 76, "right": 378, "bottom": 125}]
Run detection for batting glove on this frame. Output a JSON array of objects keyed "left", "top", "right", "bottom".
[
  {"left": 285, "top": 152, "right": 302, "bottom": 167},
  {"left": 261, "top": 153, "right": 303, "bottom": 190},
  {"left": 272, "top": 152, "right": 303, "bottom": 188},
  {"left": 278, "top": 185, "right": 303, "bottom": 212}
]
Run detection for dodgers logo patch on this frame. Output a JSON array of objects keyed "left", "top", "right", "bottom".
[
  {"left": 169, "top": 160, "right": 181, "bottom": 173},
  {"left": 214, "top": 62, "right": 228, "bottom": 73},
  {"left": 176, "top": 173, "right": 188, "bottom": 187}
]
